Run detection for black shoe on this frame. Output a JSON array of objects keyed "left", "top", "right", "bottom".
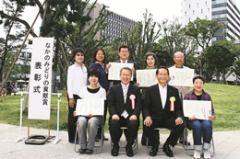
[
  {"left": 149, "top": 145, "right": 158, "bottom": 156},
  {"left": 111, "top": 145, "right": 119, "bottom": 156},
  {"left": 85, "top": 149, "right": 93, "bottom": 154},
  {"left": 163, "top": 143, "right": 174, "bottom": 157},
  {"left": 79, "top": 148, "right": 86, "bottom": 154},
  {"left": 104, "top": 136, "right": 109, "bottom": 141},
  {"left": 126, "top": 147, "right": 134, "bottom": 157}
]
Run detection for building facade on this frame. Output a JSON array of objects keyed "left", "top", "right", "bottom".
[
  {"left": 182, "top": 0, "right": 240, "bottom": 43},
  {"left": 90, "top": 3, "right": 138, "bottom": 43}
]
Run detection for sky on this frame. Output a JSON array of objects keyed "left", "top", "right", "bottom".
[{"left": 0, "top": 0, "right": 240, "bottom": 37}]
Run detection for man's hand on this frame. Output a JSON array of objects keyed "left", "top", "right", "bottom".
[
  {"left": 175, "top": 117, "right": 183, "bottom": 125},
  {"left": 69, "top": 98, "right": 75, "bottom": 108},
  {"left": 144, "top": 116, "right": 153, "bottom": 127},
  {"left": 188, "top": 115, "right": 196, "bottom": 120},
  {"left": 129, "top": 115, "right": 137, "bottom": 121},
  {"left": 112, "top": 114, "right": 120, "bottom": 120},
  {"left": 208, "top": 115, "right": 216, "bottom": 121}
]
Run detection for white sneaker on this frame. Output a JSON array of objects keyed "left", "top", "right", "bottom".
[
  {"left": 193, "top": 150, "right": 201, "bottom": 159},
  {"left": 203, "top": 149, "right": 211, "bottom": 159}
]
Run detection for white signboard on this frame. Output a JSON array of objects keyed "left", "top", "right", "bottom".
[
  {"left": 28, "top": 38, "right": 54, "bottom": 120},
  {"left": 169, "top": 68, "right": 194, "bottom": 87},
  {"left": 136, "top": 69, "right": 157, "bottom": 87},
  {"left": 108, "top": 62, "right": 134, "bottom": 81},
  {"left": 75, "top": 98, "right": 105, "bottom": 116},
  {"left": 183, "top": 100, "right": 212, "bottom": 120}
]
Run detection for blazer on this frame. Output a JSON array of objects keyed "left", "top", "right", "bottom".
[
  {"left": 108, "top": 83, "right": 141, "bottom": 118},
  {"left": 143, "top": 84, "right": 183, "bottom": 121}
]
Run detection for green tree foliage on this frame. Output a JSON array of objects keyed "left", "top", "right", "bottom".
[
  {"left": 183, "top": 19, "right": 223, "bottom": 75},
  {"left": 206, "top": 41, "right": 237, "bottom": 82}
]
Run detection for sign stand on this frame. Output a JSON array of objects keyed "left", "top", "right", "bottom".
[
  {"left": 16, "top": 92, "right": 62, "bottom": 144},
  {"left": 16, "top": 92, "right": 26, "bottom": 142}
]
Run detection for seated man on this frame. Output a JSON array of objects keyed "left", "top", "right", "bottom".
[
  {"left": 108, "top": 67, "right": 141, "bottom": 157},
  {"left": 143, "top": 66, "right": 184, "bottom": 157},
  {"left": 184, "top": 76, "right": 216, "bottom": 159}
]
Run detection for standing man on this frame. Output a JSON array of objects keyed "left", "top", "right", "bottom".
[
  {"left": 143, "top": 67, "right": 184, "bottom": 157},
  {"left": 168, "top": 51, "right": 192, "bottom": 99},
  {"left": 169, "top": 51, "right": 193, "bottom": 145},
  {"left": 67, "top": 48, "right": 88, "bottom": 143},
  {"left": 108, "top": 67, "right": 141, "bottom": 157},
  {"left": 110, "top": 45, "right": 137, "bottom": 85}
]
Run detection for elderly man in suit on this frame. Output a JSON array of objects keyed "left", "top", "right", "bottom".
[
  {"left": 143, "top": 66, "right": 184, "bottom": 157},
  {"left": 108, "top": 67, "right": 141, "bottom": 157}
]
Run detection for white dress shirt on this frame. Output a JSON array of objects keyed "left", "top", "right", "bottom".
[
  {"left": 121, "top": 83, "right": 129, "bottom": 103},
  {"left": 120, "top": 59, "right": 128, "bottom": 63},
  {"left": 67, "top": 63, "right": 87, "bottom": 99},
  {"left": 158, "top": 84, "right": 167, "bottom": 109}
]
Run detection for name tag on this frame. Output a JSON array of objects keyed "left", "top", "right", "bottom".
[{"left": 121, "top": 110, "right": 129, "bottom": 119}]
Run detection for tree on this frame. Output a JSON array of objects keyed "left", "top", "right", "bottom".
[
  {"left": 155, "top": 19, "right": 197, "bottom": 67},
  {"left": 0, "top": 0, "right": 109, "bottom": 89},
  {"left": 0, "top": 0, "right": 27, "bottom": 82},
  {"left": 205, "top": 41, "right": 237, "bottom": 82},
  {"left": 183, "top": 19, "right": 223, "bottom": 75},
  {"left": 110, "top": 10, "right": 161, "bottom": 68}
]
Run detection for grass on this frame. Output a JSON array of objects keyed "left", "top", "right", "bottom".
[{"left": 0, "top": 83, "right": 240, "bottom": 131}]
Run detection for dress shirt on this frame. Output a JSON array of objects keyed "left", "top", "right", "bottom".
[
  {"left": 158, "top": 84, "right": 167, "bottom": 109},
  {"left": 67, "top": 63, "right": 87, "bottom": 99},
  {"left": 121, "top": 83, "right": 129, "bottom": 103},
  {"left": 120, "top": 59, "right": 128, "bottom": 63}
]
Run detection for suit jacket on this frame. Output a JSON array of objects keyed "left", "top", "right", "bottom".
[
  {"left": 108, "top": 83, "right": 141, "bottom": 118},
  {"left": 143, "top": 84, "right": 183, "bottom": 121}
]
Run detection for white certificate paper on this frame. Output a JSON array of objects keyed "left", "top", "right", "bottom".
[
  {"left": 169, "top": 68, "right": 194, "bottom": 87},
  {"left": 183, "top": 100, "right": 212, "bottom": 120},
  {"left": 108, "top": 62, "right": 134, "bottom": 81},
  {"left": 75, "top": 98, "right": 105, "bottom": 116},
  {"left": 136, "top": 69, "right": 157, "bottom": 87}
]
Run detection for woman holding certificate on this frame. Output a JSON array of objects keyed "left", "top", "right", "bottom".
[
  {"left": 141, "top": 52, "right": 158, "bottom": 146},
  {"left": 184, "top": 76, "right": 216, "bottom": 159},
  {"left": 76, "top": 70, "right": 106, "bottom": 154}
]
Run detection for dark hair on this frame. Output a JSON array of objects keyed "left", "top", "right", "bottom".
[
  {"left": 156, "top": 66, "right": 169, "bottom": 75},
  {"left": 145, "top": 52, "right": 157, "bottom": 67},
  {"left": 93, "top": 48, "right": 107, "bottom": 64},
  {"left": 72, "top": 47, "right": 84, "bottom": 59},
  {"left": 120, "top": 67, "right": 132, "bottom": 75},
  {"left": 118, "top": 45, "right": 129, "bottom": 52},
  {"left": 88, "top": 70, "right": 100, "bottom": 79},
  {"left": 193, "top": 75, "right": 205, "bottom": 84}
]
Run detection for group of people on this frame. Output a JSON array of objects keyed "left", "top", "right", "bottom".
[{"left": 67, "top": 45, "right": 216, "bottom": 159}]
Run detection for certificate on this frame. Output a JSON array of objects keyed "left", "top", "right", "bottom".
[
  {"left": 183, "top": 100, "right": 212, "bottom": 120},
  {"left": 136, "top": 69, "right": 157, "bottom": 87},
  {"left": 108, "top": 62, "right": 134, "bottom": 80},
  {"left": 169, "top": 68, "right": 194, "bottom": 87},
  {"left": 75, "top": 98, "right": 105, "bottom": 116}
]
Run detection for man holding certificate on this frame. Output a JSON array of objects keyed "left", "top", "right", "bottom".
[
  {"left": 143, "top": 67, "right": 184, "bottom": 157},
  {"left": 108, "top": 67, "right": 141, "bottom": 157},
  {"left": 75, "top": 70, "right": 106, "bottom": 154},
  {"left": 184, "top": 76, "right": 215, "bottom": 159}
]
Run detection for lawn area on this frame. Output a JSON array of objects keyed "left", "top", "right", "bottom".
[{"left": 0, "top": 83, "right": 240, "bottom": 131}]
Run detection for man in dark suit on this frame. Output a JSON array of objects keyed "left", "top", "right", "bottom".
[
  {"left": 108, "top": 67, "right": 141, "bottom": 157},
  {"left": 143, "top": 66, "right": 184, "bottom": 157},
  {"left": 110, "top": 45, "right": 138, "bottom": 86}
]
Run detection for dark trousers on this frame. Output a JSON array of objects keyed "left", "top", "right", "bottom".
[
  {"left": 144, "top": 117, "right": 184, "bottom": 147},
  {"left": 109, "top": 118, "right": 138, "bottom": 148},
  {"left": 67, "top": 94, "right": 80, "bottom": 143}
]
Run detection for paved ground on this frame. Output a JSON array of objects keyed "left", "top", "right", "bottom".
[{"left": 0, "top": 123, "right": 240, "bottom": 159}]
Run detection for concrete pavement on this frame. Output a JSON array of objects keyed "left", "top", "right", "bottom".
[{"left": 0, "top": 124, "right": 240, "bottom": 159}]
